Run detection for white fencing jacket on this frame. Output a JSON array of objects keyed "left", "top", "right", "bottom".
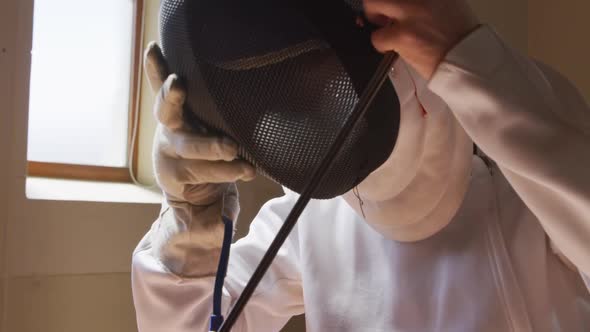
[{"left": 132, "top": 26, "right": 590, "bottom": 332}]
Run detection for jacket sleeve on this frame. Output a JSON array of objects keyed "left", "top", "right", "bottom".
[
  {"left": 131, "top": 192, "right": 304, "bottom": 332},
  {"left": 428, "top": 26, "right": 590, "bottom": 279}
]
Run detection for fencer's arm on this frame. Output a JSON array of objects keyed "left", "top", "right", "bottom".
[
  {"left": 131, "top": 193, "right": 304, "bottom": 332},
  {"left": 428, "top": 26, "right": 590, "bottom": 278}
]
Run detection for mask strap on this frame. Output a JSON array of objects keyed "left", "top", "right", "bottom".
[{"left": 209, "top": 216, "right": 234, "bottom": 332}]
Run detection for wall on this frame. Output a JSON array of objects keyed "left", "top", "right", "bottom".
[
  {"left": 0, "top": 0, "right": 16, "bottom": 328},
  {"left": 0, "top": 1, "right": 160, "bottom": 331},
  {"left": 528, "top": 0, "right": 590, "bottom": 100},
  {"left": 469, "top": 0, "right": 528, "bottom": 51},
  {"left": 471, "top": 0, "right": 590, "bottom": 101}
]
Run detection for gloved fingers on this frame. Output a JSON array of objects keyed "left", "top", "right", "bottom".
[
  {"left": 165, "top": 129, "right": 239, "bottom": 161},
  {"left": 178, "top": 183, "right": 239, "bottom": 221},
  {"left": 181, "top": 183, "right": 227, "bottom": 207},
  {"left": 154, "top": 74, "right": 187, "bottom": 131},
  {"left": 146, "top": 43, "right": 191, "bottom": 132},
  {"left": 144, "top": 41, "right": 169, "bottom": 93},
  {"left": 176, "top": 158, "right": 256, "bottom": 185}
]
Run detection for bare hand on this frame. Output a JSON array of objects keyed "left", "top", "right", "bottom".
[{"left": 365, "top": 0, "right": 480, "bottom": 79}]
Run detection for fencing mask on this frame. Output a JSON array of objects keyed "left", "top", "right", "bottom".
[{"left": 159, "top": 0, "right": 401, "bottom": 199}]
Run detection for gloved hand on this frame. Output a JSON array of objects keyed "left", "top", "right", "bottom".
[{"left": 145, "top": 42, "right": 256, "bottom": 277}]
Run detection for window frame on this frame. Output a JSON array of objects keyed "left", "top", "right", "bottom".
[{"left": 27, "top": 0, "right": 145, "bottom": 183}]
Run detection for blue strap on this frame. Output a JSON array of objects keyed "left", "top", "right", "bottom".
[
  {"left": 209, "top": 314, "right": 225, "bottom": 332},
  {"left": 210, "top": 216, "right": 233, "bottom": 331}
]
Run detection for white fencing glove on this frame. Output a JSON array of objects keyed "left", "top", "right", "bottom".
[{"left": 145, "top": 42, "right": 256, "bottom": 277}]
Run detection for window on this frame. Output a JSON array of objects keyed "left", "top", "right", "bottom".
[{"left": 27, "top": 0, "right": 144, "bottom": 182}]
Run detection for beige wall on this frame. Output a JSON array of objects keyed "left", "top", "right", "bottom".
[
  {"left": 528, "top": 0, "right": 590, "bottom": 101},
  {"left": 0, "top": 1, "right": 160, "bottom": 332},
  {"left": 469, "top": 0, "right": 528, "bottom": 51},
  {"left": 0, "top": 0, "right": 14, "bottom": 328},
  {"left": 0, "top": 0, "right": 588, "bottom": 332},
  {"left": 471, "top": 0, "right": 590, "bottom": 101}
]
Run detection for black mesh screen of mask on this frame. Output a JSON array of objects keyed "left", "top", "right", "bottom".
[{"left": 160, "top": 0, "right": 400, "bottom": 199}]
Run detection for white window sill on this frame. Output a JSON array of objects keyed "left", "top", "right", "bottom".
[{"left": 26, "top": 177, "right": 162, "bottom": 204}]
